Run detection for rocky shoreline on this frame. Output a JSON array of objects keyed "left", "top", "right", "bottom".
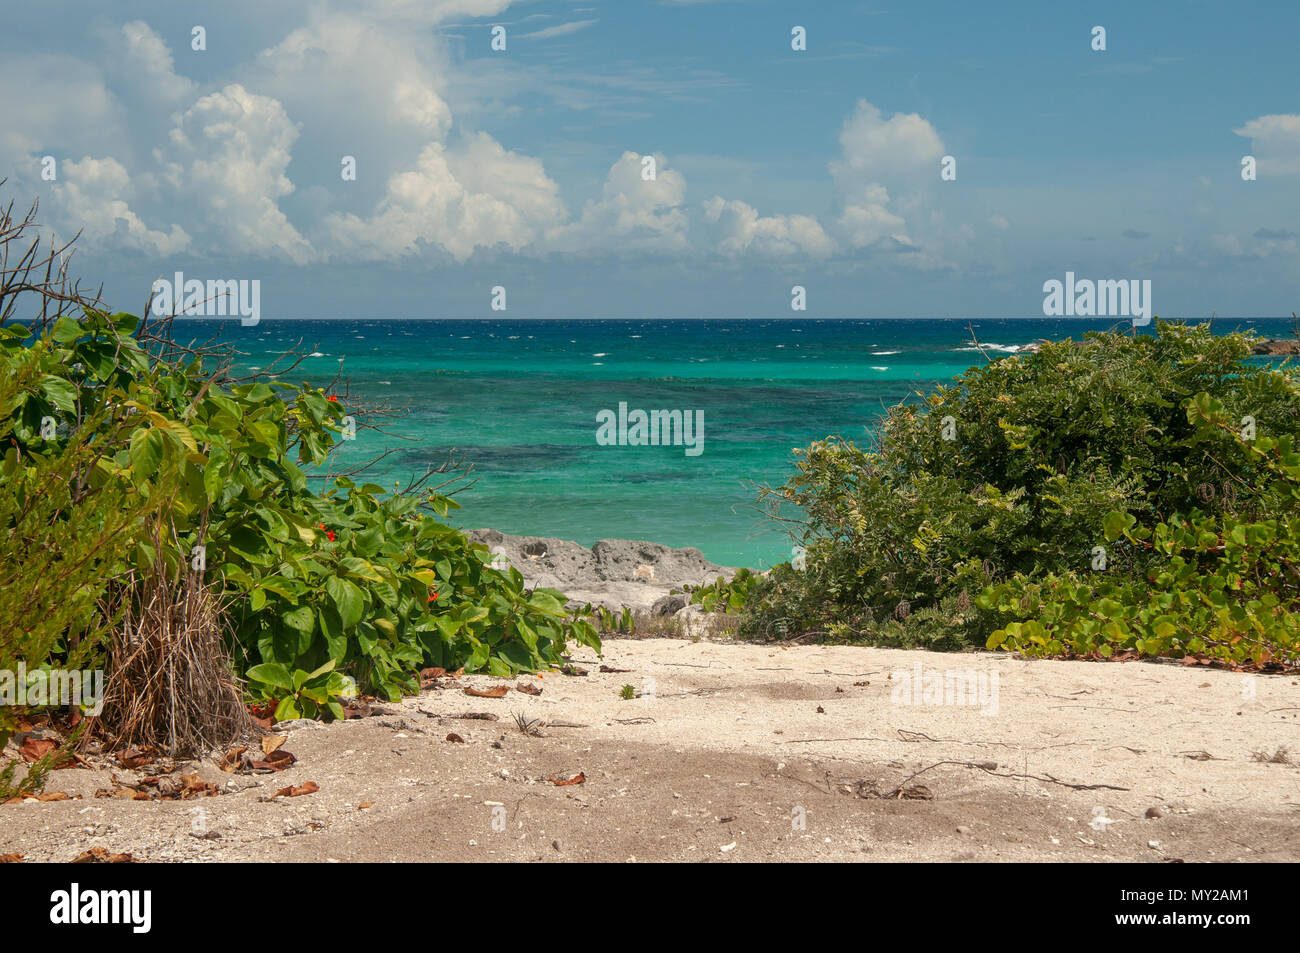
[
  {"left": 1250, "top": 338, "right": 1300, "bottom": 355},
  {"left": 467, "top": 529, "right": 738, "bottom": 623}
]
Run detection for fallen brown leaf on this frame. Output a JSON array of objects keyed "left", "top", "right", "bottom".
[
  {"left": 4, "top": 790, "right": 80, "bottom": 804},
  {"left": 464, "top": 685, "right": 509, "bottom": 698},
  {"left": 515, "top": 682, "right": 542, "bottom": 696},
  {"left": 128, "top": 773, "right": 222, "bottom": 800},
  {"left": 342, "top": 699, "right": 373, "bottom": 719},
  {"left": 219, "top": 745, "right": 248, "bottom": 772},
  {"left": 94, "top": 787, "right": 135, "bottom": 800},
  {"left": 599, "top": 665, "right": 631, "bottom": 673},
  {"left": 274, "top": 781, "right": 319, "bottom": 798},
  {"left": 71, "top": 847, "right": 135, "bottom": 863},
  {"left": 358, "top": 801, "right": 374, "bottom": 809},
  {"left": 261, "top": 735, "right": 287, "bottom": 756},
  {"left": 116, "top": 747, "right": 154, "bottom": 769},
  {"left": 180, "top": 774, "right": 220, "bottom": 798},
  {"left": 445, "top": 733, "right": 465, "bottom": 743},
  {"left": 247, "top": 701, "right": 276, "bottom": 731},
  {"left": 19, "top": 737, "right": 57, "bottom": 762},
  {"left": 0, "top": 853, "right": 22, "bottom": 863},
  {"left": 256, "top": 749, "right": 296, "bottom": 772},
  {"left": 551, "top": 772, "right": 586, "bottom": 786}
]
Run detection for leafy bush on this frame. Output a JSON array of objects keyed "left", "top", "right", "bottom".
[
  {"left": 1, "top": 308, "right": 601, "bottom": 717},
  {"left": 0, "top": 328, "right": 144, "bottom": 754},
  {"left": 981, "top": 393, "right": 1300, "bottom": 667},
  {"left": 688, "top": 568, "right": 761, "bottom": 614},
  {"left": 743, "top": 322, "right": 1300, "bottom": 653},
  {"left": 586, "top": 604, "right": 635, "bottom": 634},
  {"left": 246, "top": 659, "right": 355, "bottom": 722}
]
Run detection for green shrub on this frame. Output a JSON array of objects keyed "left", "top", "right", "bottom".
[
  {"left": 1, "top": 308, "right": 601, "bottom": 716},
  {"left": 981, "top": 393, "right": 1300, "bottom": 666},
  {"left": 743, "top": 322, "right": 1300, "bottom": 651},
  {"left": 0, "top": 330, "right": 144, "bottom": 752},
  {"left": 688, "top": 568, "right": 761, "bottom": 613}
]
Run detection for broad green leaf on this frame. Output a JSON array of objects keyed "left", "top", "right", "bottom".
[
  {"left": 247, "top": 662, "right": 294, "bottom": 691},
  {"left": 325, "top": 575, "right": 364, "bottom": 629}
]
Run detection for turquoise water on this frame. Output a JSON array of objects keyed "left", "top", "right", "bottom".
[{"left": 201, "top": 317, "right": 1293, "bottom": 567}]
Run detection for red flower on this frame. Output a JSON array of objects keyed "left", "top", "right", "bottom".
[
  {"left": 326, "top": 395, "right": 339, "bottom": 402},
  {"left": 318, "top": 523, "right": 336, "bottom": 542},
  {"left": 427, "top": 589, "right": 439, "bottom": 603}
]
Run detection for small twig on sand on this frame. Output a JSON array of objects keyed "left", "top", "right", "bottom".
[
  {"left": 780, "top": 736, "right": 896, "bottom": 744},
  {"left": 891, "top": 759, "right": 1130, "bottom": 795},
  {"left": 657, "top": 662, "right": 714, "bottom": 669},
  {"left": 511, "top": 792, "right": 541, "bottom": 823},
  {"left": 1048, "top": 704, "right": 1137, "bottom": 714},
  {"left": 779, "top": 630, "right": 826, "bottom": 646}
]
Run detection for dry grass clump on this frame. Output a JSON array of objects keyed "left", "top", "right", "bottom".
[
  {"left": 1251, "top": 747, "right": 1292, "bottom": 765},
  {"left": 98, "top": 562, "right": 249, "bottom": 758}
]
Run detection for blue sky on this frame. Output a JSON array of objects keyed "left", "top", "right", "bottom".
[{"left": 1, "top": 0, "right": 1297, "bottom": 319}]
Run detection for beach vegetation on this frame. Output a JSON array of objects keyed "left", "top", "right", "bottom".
[
  {"left": 0, "top": 193, "right": 601, "bottom": 773},
  {"left": 745, "top": 322, "right": 1300, "bottom": 666}
]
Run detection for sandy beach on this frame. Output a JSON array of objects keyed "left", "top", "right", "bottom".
[{"left": 3, "top": 636, "right": 1296, "bottom": 863}]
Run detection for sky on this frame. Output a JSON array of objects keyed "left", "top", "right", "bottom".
[{"left": 1, "top": 0, "right": 1297, "bottom": 319}]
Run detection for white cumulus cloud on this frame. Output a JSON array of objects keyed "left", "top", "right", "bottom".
[
  {"left": 701, "top": 197, "right": 833, "bottom": 258},
  {"left": 117, "top": 21, "right": 195, "bottom": 102},
  {"left": 325, "top": 133, "right": 565, "bottom": 262},
  {"left": 1235, "top": 114, "right": 1300, "bottom": 176},
  {"left": 829, "top": 100, "right": 945, "bottom": 252},
  {"left": 51, "top": 156, "right": 190, "bottom": 256},
  {"left": 547, "top": 152, "right": 689, "bottom": 254},
  {"left": 160, "top": 84, "right": 313, "bottom": 263}
]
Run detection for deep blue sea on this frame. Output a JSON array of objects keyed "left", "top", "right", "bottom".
[{"left": 193, "top": 317, "right": 1295, "bottom": 567}]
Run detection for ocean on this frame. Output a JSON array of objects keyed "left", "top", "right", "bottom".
[{"left": 197, "top": 317, "right": 1294, "bottom": 568}]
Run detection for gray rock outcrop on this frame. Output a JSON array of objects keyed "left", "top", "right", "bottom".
[{"left": 466, "top": 529, "right": 736, "bottom": 611}]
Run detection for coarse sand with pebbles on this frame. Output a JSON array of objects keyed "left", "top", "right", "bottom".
[{"left": 2, "top": 638, "right": 1297, "bottom": 863}]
